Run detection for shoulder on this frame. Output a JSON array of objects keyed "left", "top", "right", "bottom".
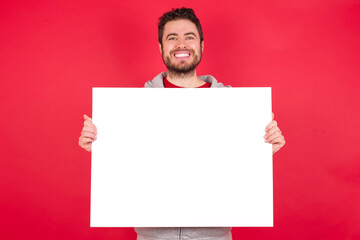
[
  {"left": 199, "top": 75, "right": 232, "bottom": 88},
  {"left": 144, "top": 72, "right": 167, "bottom": 88}
]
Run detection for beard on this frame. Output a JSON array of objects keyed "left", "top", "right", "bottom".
[{"left": 162, "top": 48, "right": 202, "bottom": 78}]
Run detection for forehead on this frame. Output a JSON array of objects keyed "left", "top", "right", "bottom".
[{"left": 163, "top": 19, "right": 199, "bottom": 36}]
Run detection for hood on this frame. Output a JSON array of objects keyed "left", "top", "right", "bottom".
[{"left": 144, "top": 72, "right": 230, "bottom": 88}]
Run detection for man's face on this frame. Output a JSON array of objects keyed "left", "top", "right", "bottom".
[{"left": 160, "top": 19, "right": 203, "bottom": 74}]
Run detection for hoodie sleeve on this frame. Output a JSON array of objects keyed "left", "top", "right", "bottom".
[{"left": 144, "top": 81, "right": 152, "bottom": 88}]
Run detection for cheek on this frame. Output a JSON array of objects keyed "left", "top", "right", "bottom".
[
  {"left": 163, "top": 42, "right": 174, "bottom": 50},
  {"left": 191, "top": 42, "right": 201, "bottom": 51},
  {"left": 194, "top": 45, "right": 202, "bottom": 54},
  {"left": 163, "top": 46, "right": 172, "bottom": 56}
]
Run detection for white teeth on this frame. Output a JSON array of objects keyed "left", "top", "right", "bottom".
[{"left": 175, "top": 53, "right": 190, "bottom": 57}]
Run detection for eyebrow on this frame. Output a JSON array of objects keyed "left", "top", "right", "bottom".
[
  {"left": 165, "top": 32, "right": 197, "bottom": 39},
  {"left": 166, "top": 33, "right": 178, "bottom": 39},
  {"left": 184, "top": 32, "right": 197, "bottom": 37}
]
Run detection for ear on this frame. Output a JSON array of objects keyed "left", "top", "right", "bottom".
[
  {"left": 201, "top": 41, "right": 204, "bottom": 53},
  {"left": 159, "top": 42, "right": 162, "bottom": 55}
]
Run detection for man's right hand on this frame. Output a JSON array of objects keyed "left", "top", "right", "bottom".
[{"left": 78, "top": 114, "right": 97, "bottom": 152}]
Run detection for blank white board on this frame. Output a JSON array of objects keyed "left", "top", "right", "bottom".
[{"left": 91, "top": 88, "right": 273, "bottom": 227}]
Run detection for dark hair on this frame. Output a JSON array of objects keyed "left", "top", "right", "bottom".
[{"left": 158, "top": 8, "right": 204, "bottom": 45}]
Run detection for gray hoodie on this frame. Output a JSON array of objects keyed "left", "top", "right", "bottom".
[
  {"left": 144, "top": 72, "right": 231, "bottom": 88},
  {"left": 135, "top": 72, "right": 232, "bottom": 240}
]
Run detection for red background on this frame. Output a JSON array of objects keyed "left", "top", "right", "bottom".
[{"left": 1, "top": 0, "right": 360, "bottom": 239}]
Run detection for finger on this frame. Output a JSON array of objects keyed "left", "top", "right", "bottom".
[
  {"left": 79, "top": 140, "right": 92, "bottom": 152},
  {"left": 84, "top": 119, "right": 97, "bottom": 129},
  {"left": 279, "top": 135, "right": 286, "bottom": 146},
  {"left": 79, "top": 137, "right": 95, "bottom": 151},
  {"left": 81, "top": 131, "right": 97, "bottom": 141},
  {"left": 79, "top": 135, "right": 96, "bottom": 144},
  {"left": 84, "top": 120, "right": 97, "bottom": 128},
  {"left": 266, "top": 132, "right": 282, "bottom": 143},
  {"left": 264, "top": 126, "right": 281, "bottom": 139},
  {"left": 272, "top": 144, "right": 281, "bottom": 154},
  {"left": 82, "top": 125, "right": 97, "bottom": 134},
  {"left": 268, "top": 135, "right": 284, "bottom": 145},
  {"left": 84, "top": 114, "right": 92, "bottom": 121},
  {"left": 265, "top": 120, "right": 277, "bottom": 132}
]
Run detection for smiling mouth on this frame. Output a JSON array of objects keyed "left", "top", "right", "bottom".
[
  {"left": 174, "top": 53, "right": 190, "bottom": 57},
  {"left": 173, "top": 51, "right": 192, "bottom": 59}
]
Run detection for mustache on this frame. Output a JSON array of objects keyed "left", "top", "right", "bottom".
[{"left": 170, "top": 48, "right": 195, "bottom": 55}]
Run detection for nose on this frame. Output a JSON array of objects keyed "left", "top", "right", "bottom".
[{"left": 176, "top": 38, "right": 187, "bottom": 49}]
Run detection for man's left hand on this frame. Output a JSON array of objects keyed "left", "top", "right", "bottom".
[{"left": 264, "top": 113, "right": 286, "bottom": 154}]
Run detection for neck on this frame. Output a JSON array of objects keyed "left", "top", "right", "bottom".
[{"left": 166, "top": 70, "right": 204, "bottom": 88}]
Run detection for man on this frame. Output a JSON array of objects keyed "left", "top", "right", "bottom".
[{"left": 79, "top": 8, "right": 285, "bottom": 240}]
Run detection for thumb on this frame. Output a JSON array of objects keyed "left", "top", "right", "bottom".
[{"left": 84, "top": 114, "right": 92, "bottom": 121}]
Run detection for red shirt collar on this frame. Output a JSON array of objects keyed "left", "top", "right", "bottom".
[{"left": 163, "top": 77, "right": 211, "bottom": 88}]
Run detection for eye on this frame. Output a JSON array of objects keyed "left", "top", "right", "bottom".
[
  {"left": 168, "top": 37, "right": 176, "bottom": 40},
  {"left": 186, "top": 36, "right": 194, "bottom": 40}
]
